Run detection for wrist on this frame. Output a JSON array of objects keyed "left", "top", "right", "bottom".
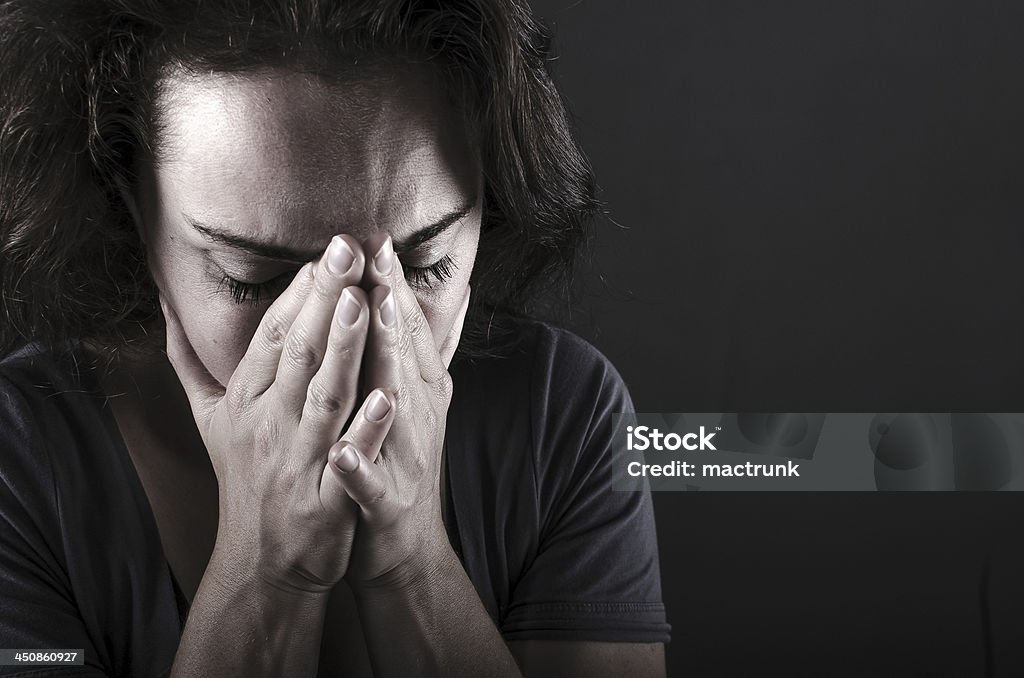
[
  {"left": 182, "top": 545, "right": 330, "bottom": 676},
  {"left": 348, "top": 524, "right": 454, "bottom": 595},
  {"left": 209, "top": 537, "right": 336, "bottom": 602}
]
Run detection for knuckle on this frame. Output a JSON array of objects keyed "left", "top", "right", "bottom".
[
  {"left": 260, "top": 311, "right": 290, "bottom": 350},
  {"left": 305, "top": 380, "right": 345, "bottom": 416},
  {"left": 311, "top": 275, "right": 337, "bottom": 303},
  {"left": 326, "top": 333, "right": 356, "bottom": 362},
  {"left": 283, "top": 332, "right": 321, "bottom": 370},
  {"left": 409, "top": 451, "right": 428, "bottom": 476},
  {"left": 366, "top": 485, "right": 388, "bottom": 506},
  {"left": 226, "top": 386, "right": 252, "bottom": 414},
  {"left": 252, "top": 415, "right": 280, "bottom": 461},
  {"left": 397, "top": 328, "right": 413, "bottom": 360},
  {"left": 275, "top": 462, "right": 301, "bottom": 493},
  {"left": 403, "top": 307, "right": 426, "bottom": 337},
  {"left": 435, "top": 371, "right": 454, "bottom": 402},
  {"left": 293, "top": 497, "right": 322, "bottom": 528},
  {"left": 380, "top": 332, "right": 401, "bottom": 359},
  {"left": 421, "top": 406, "right": 439, "bottom": 434},
  {"left": 393, "top": 381, "right": 413, "bottom": 412}
]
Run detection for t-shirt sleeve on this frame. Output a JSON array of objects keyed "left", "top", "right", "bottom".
[
  {"left": 0, "top": 375, "right": 109, "bottom": 677},
  {"left": 499, "top": 326, "right": 671, "bottom": 643}
]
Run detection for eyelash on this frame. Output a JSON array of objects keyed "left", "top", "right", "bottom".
[
  {"left": 217, "top": 271, "right": 294, "bottom": 306},
  {"left": 218, "top": 253, "right": 457, "bottom": 305},
  {"left": 404, "top": 254, "right": 458, "bottom": 289}
]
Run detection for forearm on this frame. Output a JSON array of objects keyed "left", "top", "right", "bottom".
[
  {"left": 170, "top": 547, "right": 330, "bottom": 677},
  {"left": 350, "top": 540, "right": 522, "bottom": 678}
]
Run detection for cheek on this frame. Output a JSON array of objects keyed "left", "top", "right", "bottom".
[
  {"left": 415, "top": 225, "right": 478, "bottom": 346},
  {"left": 147, "top": 239, "right": 265, "bottom": 387},
  {"left": 140, "top": 170, "right": 269, "bottom": 386},
  {"left": 184, "top": 307, "right": 260, "bottom": 387},
  {"left": 415, "top": 294, "right": 448, "bottom": 348},
  {"left": 413, "top": 259, "right": 475, "bottom": 348},
  {"left": 165, "top": 284, "right": 262, "bottom": 387}
]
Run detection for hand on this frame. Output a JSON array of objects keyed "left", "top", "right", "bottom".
[
  {"left": 160, "top": 235, "right": 392, "bottom": 596},
  {"left": 331, "top": 234, "right": 471, "bottom": 589}
]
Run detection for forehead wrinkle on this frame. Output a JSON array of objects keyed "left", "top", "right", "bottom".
[
  {"left": 159, "top": 77, "right": 373, "bottom": 240},
  {"left": 344, "top": 98, "right": 448, "bottom": 235},
  {"left": 152, "top": 65, "right": 478, "bottom": 250},
  {"left": 367, "top": 116, "right": 478, "bottom": 236},
  {"left": 357, "top": 76, "right": 477, "bottom": 234}
]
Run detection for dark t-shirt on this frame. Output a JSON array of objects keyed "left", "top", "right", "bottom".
[{"left": 0, "top": 317, "right": 670, "bottom": 677}]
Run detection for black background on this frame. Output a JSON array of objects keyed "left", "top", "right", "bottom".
[{"left": 530, "top": 1, "right": 1024, "bottom": 675}]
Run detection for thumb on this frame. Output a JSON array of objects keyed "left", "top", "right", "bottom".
[{"left": 160, "top": 294, "right": 224, "bottom": 432}]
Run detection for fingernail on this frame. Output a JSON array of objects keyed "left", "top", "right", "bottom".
[
  {"left": 374, "top": 237, "right": 394, "bottom": 275},
  {"left": 380, "top": 289, "right": 396, "bottom": 326},
  {"left": 326, "top": 236, "right": 355, "bottom": 275},
  {"left": 336, "top": 289, "right": 361, "bottom": 327},
  {"left": 365, "top": 390, "right": 392, "bottom": 422},
  {"left": 331, "top": 444, "right": 360, "bottom": 473}
]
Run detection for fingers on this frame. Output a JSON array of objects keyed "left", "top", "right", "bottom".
[
  {"left": 298, "top": 285, "right": 370, "bottom": 451},
  {"left": 361, "top": 235, "right": 449, "bottom": 386},
  {"left": 336, "top": 389, "right": 395, "bottom": 464},
  {"left": 160, "top": 295, "right": 225, "bottom": 434},
  {"left": 362, "top": 284, "right": 416, "bottom": 425},
  {"left": 319, "top": 388, "right": 396, "bottom": 516},
  {"left": 268, "top": 236, "right": 366, "bottom": 419},
  {"left": 226, "top": 259, "right": 317, "bottom": 402},
  {"left": 439, "top": 283, "right": 471, "bottom": 368},
  {"left": 327, "top": 445, "right": 392, "bottom": 518}
]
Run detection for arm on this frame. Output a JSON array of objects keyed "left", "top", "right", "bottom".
[
  {"left": 171, "top": 546, "right": 329, "bottom": 677},
  {"left": 329, "top": 235, "right": 519, "bottom": 677},
  {"left": 349, "top": 537, "right": 521, "bottom": 678},
  {"left": 330, "top": 237, "right": 668, "bottom": 676},
  {"left": 159, "top": 236, "right": 393, "bottom": 676}
]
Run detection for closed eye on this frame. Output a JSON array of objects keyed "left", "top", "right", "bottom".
[
  {"left": 402, "top": 254, "right": 457, "bottom": 289},
  {"left": 217, "top": 270, "right": 296, "bottom": 306},
  {"left": 217, "top": 253, "right": 457, "bottom": 306}
]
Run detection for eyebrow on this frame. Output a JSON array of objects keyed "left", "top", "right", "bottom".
[{"left": 186, "top": 198, "right": 476, "bottom": 263}]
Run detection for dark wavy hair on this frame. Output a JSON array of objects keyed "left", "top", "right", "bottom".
[{"left": 0, "top": 0, "right": 599, "bottom": 366}]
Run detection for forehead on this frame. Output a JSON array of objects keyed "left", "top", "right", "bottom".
[{"left": 152, "top": 65, "right": 478, "bottom": 244}]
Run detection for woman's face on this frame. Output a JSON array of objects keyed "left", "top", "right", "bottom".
[{"left": 136, "top": 66, "right": 482, "bottom": 386}]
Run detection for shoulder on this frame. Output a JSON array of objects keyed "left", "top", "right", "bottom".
[
  {"left": 0, "top": 344, "right": 91, "bottom": 608},
  {"left": 449, "top": 315, "right": 634, "bottom": 489},
  {"left": 0, "top": 342, "right": 77, "bottom": 460},
  {"left": 521, "top": 318, "right": 635, "bottom": 417},
  {"left": 0, "top": 341, "right": 99, "bottom": 448},
  {"left": 0, "top": 341, "right": 113, "bottom": 541},
  {"left": 455, "top": 320, "right": 671, "bottom": 643},
  {"left": 0, "top": 343, "right": 181, "bottom": 671},
  {"left": 0, "top": 342, "right": 90, "bottom": 510},
  {"left": 0, "top": 341, "right": 161, "bottom": 576},
  {"left": 454, "top": 315, "right": 634, "bottom": 418},
  {"left": 0, "top": 340, "right": 93, "bottom": 396}
]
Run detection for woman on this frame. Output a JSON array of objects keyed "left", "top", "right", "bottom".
[{"left": 0, "top": 0, "right": 669, "bottom": 675}]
